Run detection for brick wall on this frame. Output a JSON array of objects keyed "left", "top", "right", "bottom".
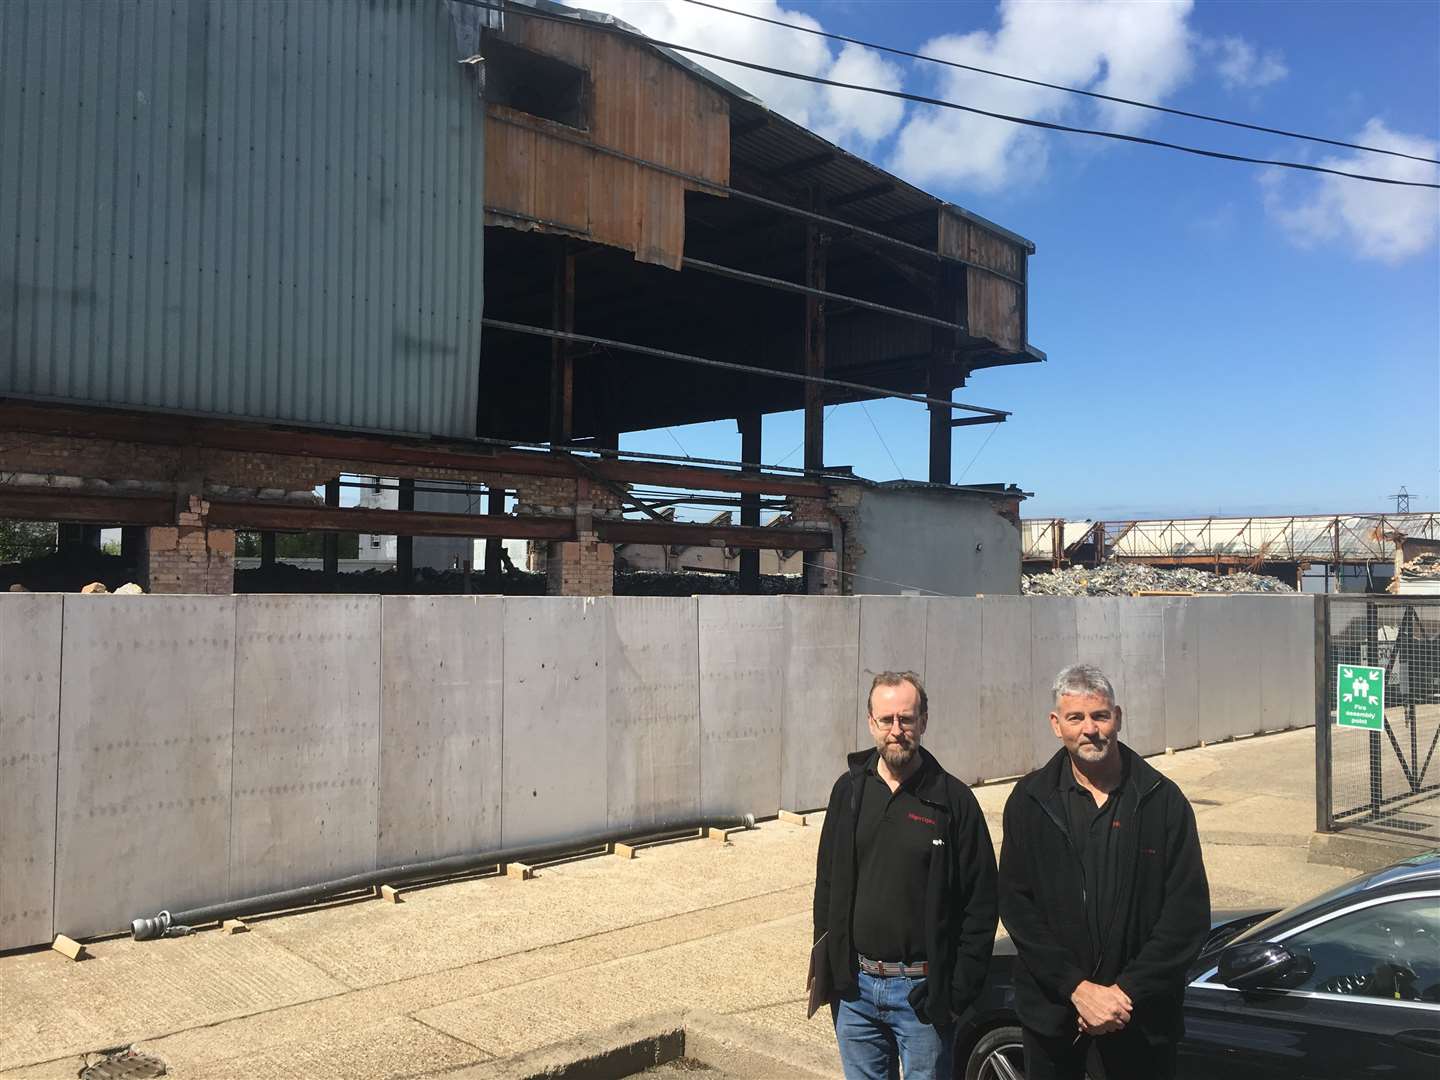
[
  {"left": 545, "top": 532, "right": 615, "bottom": 596},
  {"left": 145, "top": 496, "right": 234, "bottom": 595}
]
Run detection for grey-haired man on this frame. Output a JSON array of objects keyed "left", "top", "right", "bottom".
[{"left": 999, "top": 664, "right": 1210, "bottom": 1079}]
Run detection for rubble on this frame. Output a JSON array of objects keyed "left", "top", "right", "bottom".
[
  {"left": 79, "top": 581, "right": 108, "bottom": 594},
  {"left": 1024, "top": 562, "right": 1295, "bottom": 597},
  {"left": 1399, "top": 552, "right": 1440, "bottom": 579},
  {"left": 114, "top": 582, "right": 145, "bottom": 595}
]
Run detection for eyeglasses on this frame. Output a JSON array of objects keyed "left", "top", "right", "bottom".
[{"left": 871, "top": 714, "right": 919, "bottom": 730}]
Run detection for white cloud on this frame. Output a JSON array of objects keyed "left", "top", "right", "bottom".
[
  {"left": 890, "top": 0, "right": 1195, "bottom": 191},
  {"left": 561, "top": 0, "right": 904, "bottom": 152},
  {"left": 1210, "top": 36, "right": 1287, "bottom": 91},
  {"left": 1262, "top": 119, "right": 1440, "bottom": 265}
]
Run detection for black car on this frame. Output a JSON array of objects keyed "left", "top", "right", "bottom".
[{"left": 957, "top": 850, "right": 1440, "bottom": 1079}]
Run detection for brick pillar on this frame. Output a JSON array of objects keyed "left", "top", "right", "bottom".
[
  {"left": 545, "top": 533, "right": 614, "bottom": 596},
  {"left": 145, "top": 495, "right": 235, "bottom": 594}
]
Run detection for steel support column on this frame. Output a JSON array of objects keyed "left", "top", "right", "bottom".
[
  {"left": 397, "top": 479, "right": 414, "bottom": 586},
  {"left": 260, "top": 531, "right": 276, "bottom": 569},
  {"left": 929, "top": 262, "right": 967, "bottom": 485},
  {"left": 803, "top": 219, "right": 828, "bottom": 474},
  {"left": 738, "top": 412, "right": 762, "bottom": 592},
  {"left": 550, "top": 240, "right": 576, "bottom": 445},
  {"left": 484, "top": 486, "right": 505, "bottom": 588},
  {"left": 322, "top": 480, "right": 340, "bottom": 578}
]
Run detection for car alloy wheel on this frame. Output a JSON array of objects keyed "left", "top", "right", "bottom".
[{"left": 966, "top": 1024, "right": 1026, "bottom": 1080}]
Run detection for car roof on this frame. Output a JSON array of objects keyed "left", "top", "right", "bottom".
[{"left": 1349, "top": 849, "right": 1440, "bottom": 895}]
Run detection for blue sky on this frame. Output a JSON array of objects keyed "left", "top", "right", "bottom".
[{"left": 574, "top": 0, "right": 1439, "bottom": 521}]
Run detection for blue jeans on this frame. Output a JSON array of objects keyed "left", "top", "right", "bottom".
[{"left": 833, "top": 971, "right": 955, "bottom": 1080}]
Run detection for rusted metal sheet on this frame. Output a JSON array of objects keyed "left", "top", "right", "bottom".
[{"left": 483, "top": 17, "right": 729, "bottom": 268}]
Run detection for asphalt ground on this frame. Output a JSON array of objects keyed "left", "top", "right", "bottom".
[{"left": 0, "top": 728, "right": 1369, "bottom": 1080}]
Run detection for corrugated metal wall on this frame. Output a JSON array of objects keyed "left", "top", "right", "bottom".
[{"left": 0, "top": 0, "right": 485, "bottom": 438}]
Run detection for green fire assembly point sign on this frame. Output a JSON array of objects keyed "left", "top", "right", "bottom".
[{"left": 1336, "top": 665, "right": 1385, "bottom": 731}]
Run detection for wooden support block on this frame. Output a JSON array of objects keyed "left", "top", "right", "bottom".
[
  {"left": 379, "top": 885, "right": 402, "bottom": 904},
  {"left": 507, "top": 862, "right": 534, "bottom": 880},
  {"left": 707, "top": 827, "right": 730, "bottom": 845},
  {"left": 221, "top": 919, "right": 249, "bottom": 935},
  {"left": 51, "top": 935, "right": 86, "bottom": 961},
  {"left": 779, "top": 810, "right": 808, "bottom": 826},
  {"left": 613, "top": 842, "right": 637, "bottom": 860}
]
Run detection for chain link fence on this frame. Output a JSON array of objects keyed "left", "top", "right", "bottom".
[{"left": 1318, "top": 596, "right": 1440, "bottom": 840}]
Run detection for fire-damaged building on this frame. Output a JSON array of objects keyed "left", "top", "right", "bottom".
[{"left": 0, "top": 0, "right": 1043, "bottom": 597}]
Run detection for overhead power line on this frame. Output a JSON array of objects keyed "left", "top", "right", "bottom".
[
  {"left": 460, "top": 0, "right": 1439, "bottom": 189},
  {"left": 684, "top": 0, "right": 1440, "bottom": 167}
]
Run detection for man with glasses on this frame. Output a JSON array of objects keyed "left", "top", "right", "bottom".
[{"left": 813, "top": 671, "right": 998, "bottom": 1080}]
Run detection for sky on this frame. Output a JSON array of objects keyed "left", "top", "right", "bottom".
[{"left": 563, "top": 0, "right": 1440, "bottom": 522}]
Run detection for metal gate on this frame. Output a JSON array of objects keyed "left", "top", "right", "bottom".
[{"left": 1317, "top": 595, "right": 1440, "bottom": 841}]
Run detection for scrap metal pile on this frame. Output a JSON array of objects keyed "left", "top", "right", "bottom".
[
  {"left": 1398, "top": 553, "right": 1440, "bottom": 580},
  {"left": 1024, "top": 562, "right": 1295, "bottom": 596}
]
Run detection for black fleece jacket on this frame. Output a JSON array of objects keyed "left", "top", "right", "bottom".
[
  {"left": 998, "top": 744, "right": 1210, "bottom": 1040},
  {"left": 813, "top": 747, "right": 998, "bottom": 1026}
]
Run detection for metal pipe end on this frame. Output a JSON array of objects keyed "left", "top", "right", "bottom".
[{"left": 131, "top": 910, "right": 171, "bottom": 941}]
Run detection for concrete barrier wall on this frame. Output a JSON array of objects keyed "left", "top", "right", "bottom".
[{"left": 0, "top": 593, "right": 1318, "bottom": 948}]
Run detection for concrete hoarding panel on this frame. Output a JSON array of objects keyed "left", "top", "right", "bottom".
[
  {"left": 1258, "top": 597, "right": 1317, "bottom": 733},
  {"left": 1119, "top": 599, "right": 1169, "bottom": 756},
  {"left": 698, "top": 596, "right": 785, "bottom": 818},
  {"left": 921, "top": 598, "right": 986, "bottom": 784},
  {"left": 53, "top": 597, "right": 235, "bottom": 939},
  {"left": 231, "top": 596, "right": 381, "bottom": 898},
  {"left": 0, "top": 595, "right": 62, "bottom": 949},
  {"left": 502, "top": 598, "right": 607, "bottom": 847},
  {"left": 1026, "top": 598, "right": 1078, "bottom": 767},
  {"left": 606, "top": 598, "right": 701, "bottom": 828},
  {"left": 978, "top": 597, "right": 1037, "bottom": 781},
  {"left": 1162, "top": 600, "right": 1200, "bottom": 750},
  {"left": 1193, "top": 597, "right": 1262, "bottom": 744},
  {"left": 855, "top": 597, "right": 929, "bottom": 751},
  {"left": 781, "top": 597, "right": 860, "bottom": 812},
  {"left": 1075, "top": 599, "right": 1129, "bottom": 706},
  {"left": 378, "top": 597, "right": 503, "bottom": 865}
]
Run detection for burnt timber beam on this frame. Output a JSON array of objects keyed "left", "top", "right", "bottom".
[
  {"left": 828, "top": 182, "right": 894, "bottom": 208},
  {"left": 596, "top": 518, "right": 830, "bottom": 551},
  {"left": 207, "top": 501, "right": 576, "bottom": 541},
  {"left": 767, "top": 151, "right": 835, "bottom": 179},
  {"left": 0, "top": 488, "right": 173, "bottom": 526},
  {"left": 0, "top": 402, "right": 830, "bottom": 498},
  {"left": 680, "top": 257, "right": 962, "bottom": 332},
  {"left": 950, "top": 414, "right": 1006, "bottom": 428},
  {"left": 929, "top": 261, "right": 967, "bottom": 484}
]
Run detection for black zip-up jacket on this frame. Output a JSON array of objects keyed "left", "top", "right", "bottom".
[
  {"left": 813, "top": 747, "right": 998, "bottom": 1026},
  {"left": 998, "top": 744, "right": 1210, "bottom": 1040}
]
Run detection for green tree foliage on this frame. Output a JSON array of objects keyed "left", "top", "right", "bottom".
[{"left": 0, "top": 520, "right": 57, "bottom": 563}]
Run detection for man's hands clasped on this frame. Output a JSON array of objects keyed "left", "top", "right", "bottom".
[{"left": 1071, "top": 980, "right": 1133, "bottom": 1035}]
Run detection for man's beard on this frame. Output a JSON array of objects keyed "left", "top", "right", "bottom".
[{"left": 880, "top": 738, "right": 918, "bottom": 770}]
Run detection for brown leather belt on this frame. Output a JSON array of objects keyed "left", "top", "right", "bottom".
[{"left": 858, "top": 955, "right": 928, "bottom": 977}]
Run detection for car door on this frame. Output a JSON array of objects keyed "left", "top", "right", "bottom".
[{"left": 1178, "top": 891, "right": 1440, "bottom": 1079}]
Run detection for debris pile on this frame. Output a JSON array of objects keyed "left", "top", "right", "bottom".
[
  {"left": 1399, "top": 552, "right": 1440, "bottom": 579},
  {"left": 1024, "top": 562, "right": 1295, "bottom": 596}
]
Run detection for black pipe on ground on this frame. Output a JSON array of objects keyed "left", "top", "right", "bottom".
[{"left": 131, "top": 814, "right": 755, "bottom": 941}]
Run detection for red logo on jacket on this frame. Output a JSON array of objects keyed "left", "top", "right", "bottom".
[{"left": 908, "top": 812, "right": 936, "bottom": 826}]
